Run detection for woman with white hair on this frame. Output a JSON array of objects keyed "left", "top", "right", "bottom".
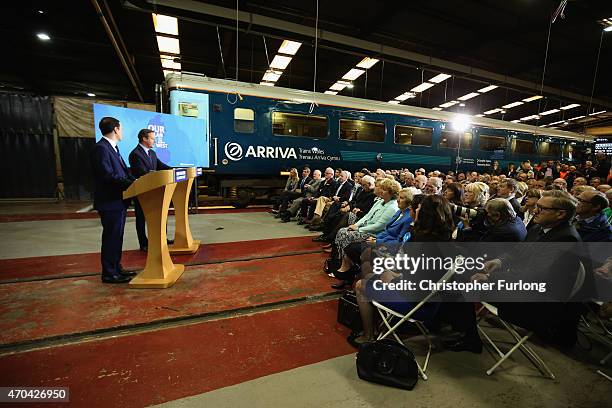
[
  {"left": 456, "top": 181, "right": 489, "bottom": 242},
  {"left": 325, "top": 178, "right": 400, "bottom": 270}
]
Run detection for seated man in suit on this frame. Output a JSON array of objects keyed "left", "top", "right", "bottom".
[
  {"left": 308, "top": 170, "right": 353, "bottom": 228},
  {"left": 90, "top": 117, "right": 136, "bottom": 283},
  {"left": 575, "top": 190, "right": 612, "bottom": 242},
  {"left": 298, "top": 167, "right": 337, "bottom": 224},
  {"left": 496, "top": 178, "right": 524, "bottom": 219},
  {"left": 129, "top": 128, "right": 173, "bottom": 251}
]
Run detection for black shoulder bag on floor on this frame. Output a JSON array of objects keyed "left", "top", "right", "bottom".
[
  {"left": 337, "top": 290, "right": 363, "bottom": 333},
  {"left": 356, "top": 339, "right": 419, "bottom": 390}
]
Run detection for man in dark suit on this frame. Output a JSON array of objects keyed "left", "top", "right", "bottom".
[
  {"left": 128, "top": 128, "right": 173, "bottom": 251},
  {"left": 90, "top": 117, "right": 136, "bottom": 283},
  {"left": 497, "top": 178, "right": 524, "bottom": 220}
]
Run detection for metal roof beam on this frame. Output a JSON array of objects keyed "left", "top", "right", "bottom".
[{"left": 125, "top": 0, "right": 612, "bottom": 109}]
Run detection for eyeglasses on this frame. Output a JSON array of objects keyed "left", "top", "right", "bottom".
[{"left": 534, "top": 204, "right": 565, "bottom": 212}]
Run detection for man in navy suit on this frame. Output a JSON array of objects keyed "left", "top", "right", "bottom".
[
  {"left": 129, "top": 128, "right": 173, "bottom": 251},
  {"left": 90, "top": 117, "right": 136, "bottom": 283}
]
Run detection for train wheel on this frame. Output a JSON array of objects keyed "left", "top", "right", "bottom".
[{"left": 231, "top": 188, "right": 252, "bottom": 208}]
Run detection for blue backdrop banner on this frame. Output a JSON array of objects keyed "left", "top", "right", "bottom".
[{"left": 93, "top": 103, "right": 209, "bottom": 167}]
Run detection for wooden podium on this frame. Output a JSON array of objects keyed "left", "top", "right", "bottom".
[
  {"left": 123, "top": 169, "right": 185, "bottom": 288},
  {"left": 169, "top": 167, "right": 201, "bottom": 254}
]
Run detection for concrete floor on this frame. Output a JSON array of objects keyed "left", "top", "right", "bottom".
[
  {"left": 0, "top": 212, "right": 315, "bottom": 259},
  {"left": 156, "top": 329, "right": 611, "bottom": 408},
  {"left": 1, "top": 207, "right": 610, "bottom": 407}
]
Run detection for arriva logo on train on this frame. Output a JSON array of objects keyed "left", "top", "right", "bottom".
[{"left": 224, "top": 143, "right": 340, "bottom": 162}]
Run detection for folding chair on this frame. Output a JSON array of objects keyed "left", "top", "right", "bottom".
[
  {"left": 578, "top": 301, "right": 612, "bottom": 379},
  {"left": 372, "top": 266, "right": 457, "bottom": 381},
  {"left": 477, "top": 261, "right": 586, "bottom": 379}
]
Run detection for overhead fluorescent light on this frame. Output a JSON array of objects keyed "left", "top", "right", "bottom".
[
  {"left": 540, "top": 109, "right": 560, "bottom": 116},
  {"left": 262, "top": 70, "right": 281, "bottom": 82},
  {"left": 458, "top": 92, "right": 479, "bottom": 101},
  {"left": 589, "top": 110, "right": 606, "bottom": 116},
  {"left": 428, "top": 73, "right": 451, "bottom": 83},
  {"left": 342, "top": 68, "right": 365, "bottom": 81},
  {"left": 522, "top": 95, "right": 543, "bottom": 102},
  {"left": 432, "top": 107, "right": 443, "bottom": 111},
  {"left": 270, "top": 55, "right": 292, "bottom": 70},
  {"left": 520, "top": 114, "right": 540, "bottom": 121},
  {"left": 395, "top": 92, "right": 415, "bottom": 101},
  {"left": 324, "top": 90, "right": 338, "bottom": 95},
  {"left": 567, "top": 115, "right": 585, "bottom": 121},
  {"left": 152, "top": 14, "right": 178, "bottom": 36},
  {"left": 475, "top": 114, "right": 485, "bottom": 117},
  {"left": 156, "top": 36, "right": 180, "bottom": 54},
  {"left": 560, "top": 103, "right": 580, "bottom": 110},
  {"left": 484, "top": 108, "right": 502, "bottom": 114},
  {"left": 511, "top": 120, "right": 521, "bottom": 123},
  {"left": 36, "top": 32, "right": 51, "bottom": 41},
  {"left": 356, "top": 57, "right": 379, "bottom": 69},
  {"left": 387, "top": 100, "right": 401, "bottom": 104},
  {"left": 86, "top": 93, "right": 96, "bottom": 97},
  {"left": 478, "top": 85, "right": 498, "bottom": 93},
  {"left": 259, "top": 81, "right": 275, "bottom": 86},
  {"left": 502, "top": 101, "right": 524, "bottom": 109},
  {"left": 163, "top": 70, "right": 178, "bottom": 78},
  {"left": 278, "top": 40, "right": 302, "bottom": 55},
  {"left": 330, "top": 82, "right": 348, "bottom": 91},
  {"left": 160, "top": 56, "right": 181, "bottom": 70},
  {"left": 440, "top": 101, "right": 459, "bottom": 108},
  {"left": 604, "top": 26, "right": 612, "bottom": 32},
  {"left": 410, "top": 82, "right": 435, "bottom": 93},
  {"left": 547, "top": 120, "right": 565, "bottom": 126}
]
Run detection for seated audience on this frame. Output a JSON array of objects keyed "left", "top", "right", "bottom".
[{"left": 575, "top": 190, "right": 612, "bottom": 242}]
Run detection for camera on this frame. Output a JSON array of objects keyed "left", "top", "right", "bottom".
[{"left": 450, "top": 203, "right": 480, "bottom": 220}]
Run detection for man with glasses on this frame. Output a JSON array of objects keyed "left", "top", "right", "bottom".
[
  {"left": 298, "top": 167, "right": 337, "bottom": 224},
  {"left": 575, "top": 190, "right": 612, "bottom": 242}
]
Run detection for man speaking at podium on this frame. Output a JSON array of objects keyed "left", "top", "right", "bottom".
[
  {"left": 90, "top": 117, "right": 136, "bottom": 284},
  {"left": 129, "top": 129, "right": 172, "bottom": 252}
]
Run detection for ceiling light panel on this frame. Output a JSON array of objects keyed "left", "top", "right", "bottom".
[
  {"left": 560, "top": 103, "right": 580, "bottom": 110},
  {"left": 410, "top": 82, "right": 435, "bottom": 93},
  {"left": 324, "top": 90, "right": 338, "bottom": 95},
  {"left": 342, "top": 68, "right": 365, "bottom": 81},
  {"left": 522, "top": 95, "right": 543, "bottom": 102},
  {"left": 502, "top": 101, "right": 524, "bottom": 109},
  {"left": 428, "top": 73, "right": 451, "bottom": 83},
  {"left": 270, "top": 55, "right": 292, "bottom": 70},
  {"left": 458, "top": 92, "right": 480, "bottom": 101},
  {"left": 484, "top": 108, "right": 502, "bottom": 114},
  {"left": 330, "top": 82, "right": 348, "bottom": 91},
  {"left": 262, "top": 70, "right": 281, "bottom": 82},
  {"left": 259, "top": 81, "right": 274, "bottom": 86},
  {"left": 356, "top": 57, "right": 379, "bottom": 69},
  {"left": 160, "top": 56, "right": 181, "bottom": 70},
  {"left": 440, "top": 101, "right": 459, "bottom": 108},
  {"left": 156, "top": 36, "right": 180, "bottom": 54},
  {"left": 152, "top": 14, "right": 178, "bottom": 35},
  {"left": 387, "top": 100, "right": 401, "bottom": 104},
  {"left": 539, "top": 109, "right": 560, "bottom": 116},
  {"left": 478, "top": 85, "right": 498, "bottom": 93},
  {"left": 277, "top": 40, "right": 302, "bottom": 55}
]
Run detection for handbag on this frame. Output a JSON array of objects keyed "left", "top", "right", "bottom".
[
  {"left": 337, "top": 290, "right": 363, "bottom": 333},
  {"left": 356, "top": 339, "right": 419, "bottom": 390}
]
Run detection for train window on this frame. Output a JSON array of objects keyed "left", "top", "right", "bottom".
[
  {"left": 340, "top": 119, "right": 385, "bottom": 142},
  {"left": 394, "top": 125, "right": 433, "bottom": 146},
  {"left": 479, "top": 135, "right": 507, "bottom": 151},
  {"left": 439, "top": 131, "right": 472, "bottom": 149},
  {"left": 539, "top": 141, "right": 561, "bottom": 157},
  {"left": 234, "top": 108, "right": 255, "bottom": 133},
  {"left": 272, "top": 112, "right": 328, "bottom": 138},
  {"left": 512, "top": 139, "right": 535, "bottom": 154}
]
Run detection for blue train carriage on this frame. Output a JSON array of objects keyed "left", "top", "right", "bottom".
[{"left": 165, "top": 73, "right": 594, "bottom": 207}]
